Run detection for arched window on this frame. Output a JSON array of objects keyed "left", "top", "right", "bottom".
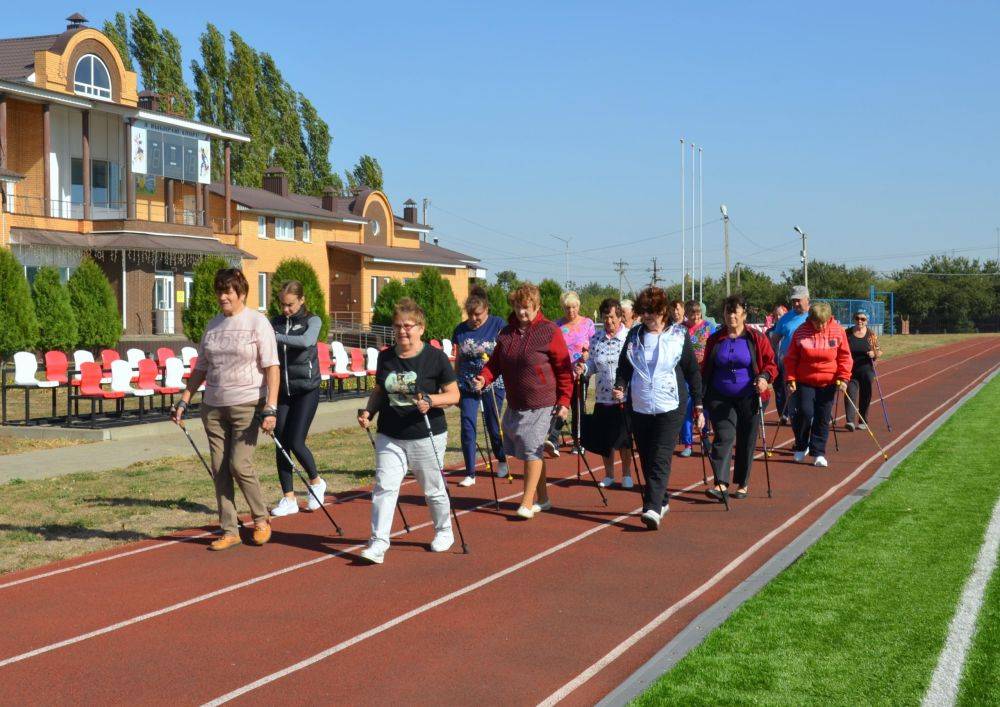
[{"left": 73, "top": 54, "right": 111, "bottom": 100}]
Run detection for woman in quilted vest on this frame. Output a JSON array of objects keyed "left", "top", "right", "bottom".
[
  {"left": 473, "top": 283, "right": 573, "bottom": 519},
  {"left": 845, "top": 309, "right": 881, "bottom": 431}
]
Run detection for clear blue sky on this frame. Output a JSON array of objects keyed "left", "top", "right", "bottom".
[{"left": 8, "top": 2, "right": 999, "bottom": 287}]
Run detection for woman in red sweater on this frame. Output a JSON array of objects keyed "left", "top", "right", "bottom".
[
  {"left": 783, "top": 302, "right": 853, "bottom": 467},
  {"left": 474, "top": 283, "right": 573, "bottom": 519}
]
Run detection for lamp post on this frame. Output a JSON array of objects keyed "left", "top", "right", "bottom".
[
  {"left": 794, "top": 225, "right": 808, "bottom": 289},
  {"left": 550, "top": 234, "right": 572, "bottom": 288},
  {"left": 721, "top": 204, "right": 730, "bottom": 296}
]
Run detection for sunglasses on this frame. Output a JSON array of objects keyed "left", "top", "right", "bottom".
[{"left": 855, "top": 317, "right": 867, "bottom": 322}]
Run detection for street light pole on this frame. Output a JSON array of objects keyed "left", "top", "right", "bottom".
[
  {"left": 794, "top": 225, "right": 808, "bottom": 289},
  {"left": 721, "top": 204, "right": 730, "bottom": 296},
  {"left": 550, "top": 234, "right": 571, "bottom": 288},
  {"left": 680, "top": 138, "right": 685, "bottom": 301}
]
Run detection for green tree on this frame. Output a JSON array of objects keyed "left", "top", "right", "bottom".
[
  {"left": 538, "top": 278, "right": 563, "bottom": 321},
  {"left": 260, "top": 54, "right": 310, "bottom": 193},
  {"left": 0, "top": 249, "right": 39, "bottom": 358},
  {"left": 487, "top": 284, "right": 510, "bottom": 319},
  {"left": 126, "top": 11, "right": 193, "bottom": 117},
  {"left": 298, "top": 94, "right": 340, "bottom": 195},
  {"left": 32, "top": 267, "right": 78, "bottom": 352},
  {"left": 128, "top": 10, "right": 164, "bottom": 93},
  {"left": 350, "top": 154, "right": 384, "bottom": 191},
  {"left": 372, "top": 279, "right": 408, "bottom": 327},
  {"left": 781, "top": 261, "right": 875, "bottom": 300},
  {"left": 267, "top": 258, "right": 330, "bottom": 341},
  {"left": 227, "top": 32, "right": 269, "bottom": 186},
  {"left": 183, "top": 256, "right": 229, "bottom": 343},
  {"left": 159, "top": 29, "right": 194, "bottom": 118},
  {"left": 405, "top": 268, "right": 462, "bottom": 341},
  {"left": 67, "top": 259, "right": 120, "bottom": 350},
  {"left": 191, "top": 24, "right": 229, "bottom": 181},
  {"left": 894, "top": 256, "right": 995, "bottom": 333},
  {"left": 494, "top": 270, "right": 520, "bottom": 291},
  {"left": 102, "top": 12, "right": 133, "bottom": 72}
]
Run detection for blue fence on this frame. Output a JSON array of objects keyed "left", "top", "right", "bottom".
[{"left": 816, "top": 298, "right": 886, "bottom": 335}]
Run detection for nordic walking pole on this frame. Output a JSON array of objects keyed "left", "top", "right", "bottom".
[
  {"left": 490, "top": 385, "right": 513, "bottom": 485},
  {"left": 701, "top": 423, "right": 728, "bottom": 510},
  {"left": 360, "top": 413, "right": 411, "bottom": 533},
  {"left": 830, "top": 388, "right": 840, "bottom": 453},
  {"left": 873, "top": 363, "right": 892, "bottom": 432},
  {"left": 757, "top": 393, "right": 773, "bottom": 498},
  {"left": 270, "top": 431, "right": 343, "bottom": 536},
  {"left": 418, "top": 400, "right": 469, "bottom": 554},
  {"left": 768, "top": 393, "right": 791, "bottom": 455},
  {"left": 572, "top": 377, "right": 609, "bottom": 506},
  {"left": 842, "top": 391, "right": 889, "bottom": 460},
  {"left": 477, "top": 396, "right": 501, "bottom": 510},
  {"left": 617, "top": 384, "right": 645, "bottom": 495}
]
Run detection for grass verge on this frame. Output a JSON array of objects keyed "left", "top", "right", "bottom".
[
  {"left": 635, "top": 373, "right": 1000, "bottom": 705},
  {"left": 0, "top": 408, "right": 470, "bottom": 575},
  {"left": 0, "top": 436, "right": 91, "bottom": 456}
]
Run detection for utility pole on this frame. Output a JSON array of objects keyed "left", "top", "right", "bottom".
[
  {"left": 551, "top": 234, "right": 571, "bottom": 289},
  {"left": 721, "top": 204, "right": 731, "bottom": 295},
  {"left": 690, "top": 141, "right": 695, "bottom": 304},
  {"left": 735, "top": 262, "right": 742, "bottom": 291},
  {"left": 680, "top": 138, "right": 685, "bottom": 301},
  {"left": 698, "top": 146, "right": 704, "bottom": 304},
  {"left": 794, "top": 225, "right": 808, "bottom": 289},
  {"left": 649, "top": 257, "right": 662, "bottom": 286},
  {"left": 421, "top": 198, "right": 430, "bottom": 243},
  {"left": 613, "top": 260, "right": 628, "bottom": 299}
]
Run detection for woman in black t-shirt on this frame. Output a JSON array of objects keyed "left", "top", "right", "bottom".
[
  {"left": 845, "top": 310, "right": 881, "bottom": 431},
  {"left": 357, "top": 298, "right": 460, "bottom": 564}
]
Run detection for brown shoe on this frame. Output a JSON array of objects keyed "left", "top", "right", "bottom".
[
  {"left": 251, "top": 522, "right": 271, "bottom": 546},
  {"left": 209, "top": 534, "right": 242, "bottom": 551}
]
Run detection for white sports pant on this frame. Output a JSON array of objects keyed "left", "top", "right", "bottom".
[{"left": 370, "top": 431, "right": 451, "bottom": 552}]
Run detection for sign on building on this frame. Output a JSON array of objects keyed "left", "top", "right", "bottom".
[{"left": 131, "top": 121, "right": 211, "bottom": 185}]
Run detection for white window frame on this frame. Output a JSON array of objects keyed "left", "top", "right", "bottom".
[
  {"left": 275, "top": 218, "right": 294, "bottom": 241},
  {"left": 258, "top": 272, "right": 268, "bottom": 311},
  {"left": 302, "top": 221, "right": 311, "bottom": 243},
  {"left": 183, "top": 273, "right": 194, "bottom": 305},
  {"left": 73, "top": 54, "right": 112, "bottom": 100},
  {"left": 257, "top": 215, "right": 267, "bottom": 239}
]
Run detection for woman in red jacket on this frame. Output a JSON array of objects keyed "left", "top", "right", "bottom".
[
  {"left": 474, "top": 283, "right": 573, "bottom": 519},
  {"left": 701, "top": 294, "right": 778, "bottom": 500},
  {"left": 783, "top": 302, "right": 853, "bottom": 467}
]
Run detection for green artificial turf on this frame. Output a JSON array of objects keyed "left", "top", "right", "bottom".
[{"left": 635, "top": 374, "right": 1000, "bottom": 706}]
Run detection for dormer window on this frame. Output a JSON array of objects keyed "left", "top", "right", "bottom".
[{"left": 74, "top": 54, "right": 111, "bottom": 100}]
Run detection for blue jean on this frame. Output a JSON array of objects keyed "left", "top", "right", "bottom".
[
  {"left": 680, "top": 390, "right": 707, "bottom": 446},
  {"left": 460, "top": 389, "right": 506, "bottom": 476},
  {"left": 793, "top": 384, "right": 836, "bottom": 457},
  {"left": 774, "top": 359, "right": 799, "bottom": 419}
]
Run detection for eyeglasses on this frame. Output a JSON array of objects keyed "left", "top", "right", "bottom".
[
  {"left": 855, "top": 317, "right": 867, "bottom": 322},
  {"left": 393, "top": 322, "right": 421, "bottom": 331}
]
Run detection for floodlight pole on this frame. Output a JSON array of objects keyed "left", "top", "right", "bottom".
[
  {"left": 794, "top": 225, "right": 809, "bottom": 290},
  {"left": 721, "top": 204, "right": 730, "bottom": 296}
]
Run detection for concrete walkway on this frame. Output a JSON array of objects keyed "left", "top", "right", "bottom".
[{"left": 0, "top": 397, "right": 366, "bottom": 483}]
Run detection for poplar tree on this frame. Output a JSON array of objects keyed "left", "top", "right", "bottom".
[
  {"left": 298, "top": 95, "right": 341, "bottom": 195},
  {"left": 350, "top": 154, "right": 384, "bottom": 191},
  {"left": 191, "top": 24, "right": 230, "bottom": 181},
  {"left": 128, "top": 10, "right": 164, "bottom": 92},
  {"left": 159, "top": 30, "right": 194, "bottom": 118},
  {"left": 227, "top": 32, "right": 269, "bottom": 186},
  {"left": 259, "top": 53, "right": 309, "bottom": 193},
  {"left": 102, "top": 12, "right": 133, "bottom": 72}
]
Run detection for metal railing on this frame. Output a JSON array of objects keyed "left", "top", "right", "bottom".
[{"left": 6, "top": 195, "right": 210, "bottom": 228}]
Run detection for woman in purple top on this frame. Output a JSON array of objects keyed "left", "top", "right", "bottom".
[
  {"left": 700, "top": 295, "right": 778, "bottom": 501},
  {"left": 548, "top": 291, "right": 595, "bottom": 455}
]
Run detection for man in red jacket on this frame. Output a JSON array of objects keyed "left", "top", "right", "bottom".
[{"left": 783, "top": 301, "right": 853, "bottom": 467}]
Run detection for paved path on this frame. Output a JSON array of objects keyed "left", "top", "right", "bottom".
[{"left": 0, "top": 338, "right": 996, "bottom": 705}]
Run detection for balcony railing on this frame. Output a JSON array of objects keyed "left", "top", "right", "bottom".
[{"left": 5, "top": 195, "right": 211, "bottom": 228}]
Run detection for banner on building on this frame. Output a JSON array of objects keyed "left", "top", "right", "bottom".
[
  {"left": 132, "top": 120, "right": 210, "bottom": 185},
  {"left": 130, "top": 127, "right": 147, "bottom": 175},
  {"left": 197, "top": 140, "right": 211, "bottom": 184}
]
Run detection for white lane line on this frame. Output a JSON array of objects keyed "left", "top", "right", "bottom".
[
  {"left": 0, "top": 458, "right": 616, "bottom": 669},
  {"left": 539, "top": 361, "right": 999, "bottom": 705},
  {"left": 4, "top": 339, "right": 979, "bottom": 589},
  {"left": 922, "top": 487, "right": 1000, "bottom": 705}
]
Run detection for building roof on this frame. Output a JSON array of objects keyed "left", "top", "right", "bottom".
[
  {"left": 328, "top": 240, "right": 478, "bottom": 269},
  {"left": 0, "top": 32, "right": 64, "bottom": 80},
  {"left": 9, "top": 227, "right": 255, "bottom": 260}
]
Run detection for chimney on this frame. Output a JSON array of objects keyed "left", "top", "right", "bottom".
[
  {"left": 321, "top": 186, "right": 336, "bottom": 212},
  {"left": 138, "top": 90, "right": 160, "bottom": 112},
  {"left": 262, "top": 166, "right": 288, "bottom": 198},
  {"left": 66, "top": 12, "right": 88, "bottom": 30},
  {"left": 403, "top": 198, "right": 418, "bottom": 223}
]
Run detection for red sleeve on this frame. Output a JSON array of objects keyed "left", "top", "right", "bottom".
[
  {"left": 836, "top": 328, "right": 853, "bottom": 382},
  {"left": 548, "top": 327, "right": 574, "bottom": 408},
  {"left": 756, "top": 331, "right": 779, "bottom": 382},
  {"left": 784, "top": 330, "right": 801, "bottom": 382}
]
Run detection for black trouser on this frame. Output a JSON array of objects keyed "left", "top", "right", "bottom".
[
  {"left": 705, "top": 391, "right": 760, "bottom": 488},
  {"left": 847, "top": 366, "right": 876, "bottom": 425},
  {"left": 276, "top": 387, "right": 321, "bottom": 494},
  {"left": 793, "top": 384, "right": 836, "bottom": 457},
  {"left": 630, "top": 406, "right": 685, "bottom": 513},
  {"left": 548, "top": 378, "right": 580, "bottom": 446}
]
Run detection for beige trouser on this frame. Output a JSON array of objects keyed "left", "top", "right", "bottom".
[{"left": 200, "top": 399, "right": 268, "bottom": 535}]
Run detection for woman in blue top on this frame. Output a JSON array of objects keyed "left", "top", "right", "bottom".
[{"left": 452, "top": 285, "right": 509, "bottom": 487}]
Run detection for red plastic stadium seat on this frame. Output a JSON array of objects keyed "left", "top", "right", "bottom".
[
  {"left": 138, "top": 358, "right": 182, "bottom": 395},
  {"left": 100, "top": 349, "right": 121, "bottom": 376},
  {"left": 77, "top": 362, "right": 125, "bottom": 400},
  {"left": 156, "top": 347, "right": 176, "bottom": 370},
  {"left": 44, "top": 351, "right": 70, "bottom": 385},
  {"left": 430, "top": 339, "right": 442, "bottom": 349}
]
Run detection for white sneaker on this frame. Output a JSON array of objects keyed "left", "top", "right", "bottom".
[
  {"left": 793, "top": 449, "right": 810, "bottom": 463},
  {"left": 622, "top": 476, "right": 635, "bottom": 489},
  {"left": 306, "top": 478, "right": 327, "bottom": 511},
  {"left": 458, "top": 476, "right": 476, "bottom": 487},
  {"left": 858, "top": 423, "right": 868, "bottom": 430},
  {"left": 599, "top": 476, "right": 615, "bottom": 488},
  {"left": 544, "top": 440, "right": 560, "bottom": 458},
  {"left": 641, "top": 509, "right": 661, "bottom": 530},
  {"left": 430, "top": 531, "right": 454, "bottom": 553},
  {"left": 531, "top": 499, "right": 552, "bottom": 513},
  {"left": 813, "top": 456, "right": 829, "bottom": 467},
  {"left": 516, "top": 505, "right": 535, "bottom": 519},
  {"left": 359, "top": 545, "right": 386, "bottom": 564},
  {"left": 496, "top": 462, "right": 509, "bottom": 478},
  {"left": 661, "top": 503, "right": 670, "bottom": 516},
  {"left": 271, "top": 496, "right": 299, "bottom": 517}
]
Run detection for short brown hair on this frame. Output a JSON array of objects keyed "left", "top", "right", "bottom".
[
  {"left": 808, "top": 301, "right": 833, "bottom": 327},
  {"left": 279, "top": 280, "right": 304, "bottom": 298},
  {"left": 684, "top": 299, "right": 702, "bottom": 316},
  {"left": 213, "top": 268, "right": 249, "bottom": 298},
  {"left": 465, "top": 285, "right": 489, "bottom": 314},
  {"left": 598, "top": 297, "right": 622, "bottom": 318},
  {"left": 634, "top": 287, "right": 669, "bottom": 317},
  {"left": 393, "top": 297, "right": 426, "bottom": 327},
  {"left": 509, "top": 282, "right": 541, "bottom": 310}
]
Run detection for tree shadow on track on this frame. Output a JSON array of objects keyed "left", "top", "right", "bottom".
[
  {"left": 81, "top": 496, "right": 215, "bottom": 514},
  {"left": 0, "top": 523, "right": 148, "bottom": 543}
]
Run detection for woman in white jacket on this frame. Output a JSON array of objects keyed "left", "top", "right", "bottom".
[{"left": 614, "top": 286, "right": 703, "bottom": 530}]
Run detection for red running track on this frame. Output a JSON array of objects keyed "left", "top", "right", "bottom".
[{"left": 0, "top": 338, "right": 997, "bottom": 705}]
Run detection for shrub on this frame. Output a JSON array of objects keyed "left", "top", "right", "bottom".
[
  {"left": 487, "top": 284, "right": 510, "bottom": 320},
  {"left": 372, "top": 279, "right": 408, "bottom": 327},
  {"left": 32, "top": 267, "right": 78, "bottom": 352},
  {"left": 0, "top": 248, "right": 39, "bottom": 358},
  {"left": 182, "top": 255, "right": 229, "bottom": 343},
  {"left": 538, "top": 278, "right": 563, "bottom": 321},
  {"left": 268, "top": 258, "right": 330, "bottom": 340},
  {"left": 405, "top": 268, "right": 462, "bottom": 341},
  {"left": 67, "top": 258, "right": 120, "bottom": 349}
]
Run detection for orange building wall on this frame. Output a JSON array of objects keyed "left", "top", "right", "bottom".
[{"left": 6, "top": 99, "right": 45, "bottom": 210}]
